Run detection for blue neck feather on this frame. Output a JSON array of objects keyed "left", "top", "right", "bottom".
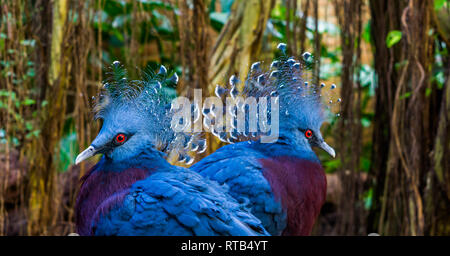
[
  {"left": 250, "top": 130, "right": 319, "bottom": 163},
  {"left": 96, "top": 145, "right": 171, "bottom": 173}
]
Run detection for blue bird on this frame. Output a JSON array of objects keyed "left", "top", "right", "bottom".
[
  {"left": 191, "top": 49, "right": 338, "bottom": 236},
  {"left": 74, "top": 62, "right": 269, "bottom": 236}
]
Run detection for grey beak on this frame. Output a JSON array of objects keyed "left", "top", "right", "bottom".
[
  {"left": 75, "top": 146, "right": 97, "bottom": 165},
  {"left": 319, "top": 141, "right": 336, "bottom": 158}
]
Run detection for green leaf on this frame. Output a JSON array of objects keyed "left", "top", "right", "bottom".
[
  {"left": 220, "top": 0, "right": 234, "bottom": 13},
  {"left": 59, "top": 132, "right": 79, "bottom": 172},
  {"left": 0, "top": 90, "right": 11, "bottom": 97},
  {"left": 25, "top": 121, "right": 33, "bottom": 131},
  {"left": 425, "top": 87, "right": 433, "bottom": 97},
  {"left": 26, "top": 68, "right": 35, "bottom": 78},
  {"left": 271, "top": 3, "right": 286, "bottom": 20},
  {"left": 103, "top": 0, "right": 126, "bottom": 17},
  {"left": 362, "top": 21, "right": 371, "bottom": 43},
  {"left": 360, "top": 156, "right": 371, "bottom": 172},
  {"left": 266, "top": 19, "right": 284, "bottom": 40},
  {"left": 399, "top": 91, "right": 412, "bottom": 100},
  {"left": 22, "top": 99, "right": 35, "bottom": 106},
  {"left": 386, "top": 30, "right": 402, "bottom": 48},
  {"left": 210, "top": 12, "right": 229, "bottom": 31},
  {"left": 434, "top": 0, "right": 446, "bottom": 10},
  {"left": 363, "top": 188, "right": 373, "bottom": 210},
  {"left": 361, "top": 116, "right": 371, "bottom": 128},
  {"left": 152, "top": 10, "right": 173, "bottom": 34},
  {"left": 324, "top": 159, "right": 342, "bottom": 173},
  {"left": 20, "top": 39, "right": 35, "bottom": 47},
  {"left": 25, "top": 130, "right": 40, "bottom": 140}
]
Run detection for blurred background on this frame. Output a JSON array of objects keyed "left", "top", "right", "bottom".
[{"left": 0, "top": 0, "right": 449, "bottom": 236}]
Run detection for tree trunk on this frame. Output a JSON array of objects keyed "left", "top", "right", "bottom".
[
  {"left": 209, "top": 0, "right": 275, "bottom": 90},
  {"left": 206, "top": 0, "right": 274, "bottom": 155},
  {"left": 374, "top": 0, "right": 435, "bottom": 236},
  {"left": 27, "top": 0, "right": 68, "bottom": 235},
  {"left": 367, "top": 0, "right": 405, "bottom": 234},
  {"left": 333, "top": 0, "right": 365, "bottom": 235}
]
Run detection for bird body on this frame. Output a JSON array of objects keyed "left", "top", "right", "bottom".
[
  {"left": 74, "top": 63, "right": 268, "bottom": 236},
  {"left": 192, "top": 135, "right": 326, "bottom": 235},
  {"left": 258, "top": 153, "right": 326, "bottom": 236},
  {"left": 191, "top": 47, "right": 337, "bottom": 235},
  {"left": 76, "top": 148, "right": 268, "bottom": 236}
]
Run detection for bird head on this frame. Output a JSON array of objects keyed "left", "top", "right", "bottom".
[
  {"left": 75, "top": 62, "right": 179, "bottom": 165},
  {"left": 272, "top": 49, "right": 338, "bottom": 158},
  {"left": 283, "top": 96, "right": 336, "bottom": 158},
  {"left": 76, "top": 103, "right": 161, "bottom": 164},
  {"left": 213, "top": 43, "right": 339, "bottom": 158}
]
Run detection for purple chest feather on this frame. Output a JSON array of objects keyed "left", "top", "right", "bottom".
[
  {"left": 75, "top": 167, "right": 150, "bottom": 235},
  {"left": 259, "top": 156, "right": 327, "bottom": 236}
]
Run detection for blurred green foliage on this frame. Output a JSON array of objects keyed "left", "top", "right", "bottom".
[
  {"left": 0, "top": 26, "right": 39, "bottom": 147},
  {"left": 386, "top": 30, "right": 402, "bottom": 48}
]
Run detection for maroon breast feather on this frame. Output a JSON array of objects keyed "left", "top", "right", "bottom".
[
  {"left": 75, "top": 167, "right": 150, "bottom": 235},
  {"left": 260, "top": 156, "right": 327, "bottom": 236}
]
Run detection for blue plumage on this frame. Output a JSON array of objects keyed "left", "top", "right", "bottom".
[
  {"left": 75, "top": 62, "right": 268, "bottom": 236},
  {"left": 192, "top": 141, "right": 286, "bottom": 235},
  {"left": 84, "top": 154, "right": 268, "bottom": 236},
  {"left": 191, "top": 47, "right": 337, "bottom": 235}
]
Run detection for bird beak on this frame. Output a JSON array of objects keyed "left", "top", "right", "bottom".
[
  {"left": 75, "top": 146, "right": 97, "bottom": 165},
  {"left": 319, "top": 141, "right": 336, "bottom": 158}
]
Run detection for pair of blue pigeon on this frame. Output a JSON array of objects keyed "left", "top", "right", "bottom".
[{"left": 74, "top": 45, "right": 336, "bottom": 236}]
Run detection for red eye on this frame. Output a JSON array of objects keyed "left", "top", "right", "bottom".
[
  {"left": 305, "top": 129, "right": 313, "bottom": 138},
  {"left": 115, "top": 134, "right": 126, "bottom": 144}
]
